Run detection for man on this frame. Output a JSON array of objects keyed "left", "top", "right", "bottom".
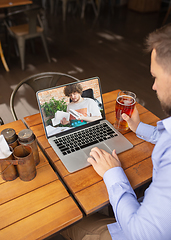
[
  {"left": 61, "top": 24, "right": 171, "bottom": 240},
  {"left": 61, "top": 83, "right": 102, "bottom": 126}
]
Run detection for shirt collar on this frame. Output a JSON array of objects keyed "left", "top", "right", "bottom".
[{"left": 157, "top": 116, "right": 171, "bottom": 134}]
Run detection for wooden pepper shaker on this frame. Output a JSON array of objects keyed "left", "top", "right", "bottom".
[
  {"left": 18, "top": 129, "right": 40, "bottom": 166},
  {"left": 1, "top": 128, "right": 18, "bottom": 149}
]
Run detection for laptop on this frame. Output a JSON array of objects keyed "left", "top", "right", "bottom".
[{"left": 36, "top": 77, "right": 133, "bottom": 173}]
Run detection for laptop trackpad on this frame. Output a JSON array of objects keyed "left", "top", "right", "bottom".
[{"left": 83, "top": 142, "right": 112, "bottom": 157}]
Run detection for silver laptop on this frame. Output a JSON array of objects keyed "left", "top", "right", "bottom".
[{"left": 36, "top": 77, "right": 133, "bottom": 173}]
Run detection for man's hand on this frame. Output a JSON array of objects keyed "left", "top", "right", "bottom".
[
  {"left": 87, "top": 147, "right": 121, "bottom": 178},
  {"left": 122, "top": 106, "right": 140, "bottom": 133},
  {"left": 60, "top": 117, "right": 70, "bottom": 125}
]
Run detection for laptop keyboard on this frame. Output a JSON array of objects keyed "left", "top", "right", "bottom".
[{"left": 53, "top": 123, "right": 118, "bottom": 156}]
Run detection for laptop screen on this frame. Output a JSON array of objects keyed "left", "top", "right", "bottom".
[{"left": 36, "top": 77, "right": 105, "bottom": 138}]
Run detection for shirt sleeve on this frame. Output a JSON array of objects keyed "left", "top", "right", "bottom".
[
  {"left": 103, "top": 168, "right": 138, "bottom": 228},
  {"left": 104, "top": 152, "right": 171, "bottom": 240},
  {"left": 136, "top": 122, "right": 159, "bottom": 144}
]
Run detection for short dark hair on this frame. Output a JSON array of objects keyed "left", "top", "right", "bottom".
[
  {"left": 64, "top": 83, "right": 83, "bottom": 97},
  {"left": 146, "top": 23, "right": 171, "bottom": 73}
]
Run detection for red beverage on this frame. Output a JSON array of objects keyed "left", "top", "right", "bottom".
[{"left": 115, "top": 92, "right": 136, "bottom": 131}]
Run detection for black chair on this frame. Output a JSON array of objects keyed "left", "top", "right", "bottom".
[
  {"left": 10, "top": 72, "right": 80, "bottom": 121},
  {"left": 81, "top": 88, "right": 94, "bottom": 99}
]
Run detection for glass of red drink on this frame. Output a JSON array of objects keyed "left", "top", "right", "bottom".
[{"left": 115, "top": 91, "right": 136, "bottom": 131}]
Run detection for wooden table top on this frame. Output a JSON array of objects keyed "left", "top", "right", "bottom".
[
  {"left": 0, "top": 120, "right": 82, "bottom": 239},
  {"left": 24, "top": 89, "right": 160, "bottom": 215},
  {"left": 0, "top": 0, "right": 32, "bottom": 8}
]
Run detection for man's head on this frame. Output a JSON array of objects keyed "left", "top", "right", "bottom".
[
  {"left": 146, "top": 24, "right": 171, "bottom": 116},
  {"left": 64, "top": 83, "right": 83, "bottom": 103}
]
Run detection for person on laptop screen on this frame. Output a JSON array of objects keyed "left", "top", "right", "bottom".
[{"left": 61, "top": 82, "right": 102, "bottom": 127}]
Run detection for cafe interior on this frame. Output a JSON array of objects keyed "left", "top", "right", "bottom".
[{"left": 0, "top": 0, "right": 170, "bottom": 239}]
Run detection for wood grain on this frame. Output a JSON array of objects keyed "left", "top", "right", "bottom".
[
  {"left": 0, "top": 120, "right": 26, "bottom": 133},
  {"left": 24, "top": 113, "right": 42, "bottom": 127},
  {"left": 0, "top": 180, "right": 68, "bottom": 230},
  {"left": 0, "top": 0, "right": 32, "bottom": 8},
  {"left": 0, "top": 197, "right": 82, "bottom": 240},
  {"left": 0, "top": 120, "right": 83, "bottom": 239},
  {"left": 75, "top": 156, "right": 153, "bottom": 215},
  {"left": 0, "top": 164, "right": 58, "bottom": 205}
]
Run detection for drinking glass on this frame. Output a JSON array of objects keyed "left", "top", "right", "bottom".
[{"left": 115, "top": 91, "right": 136, "bottom": 131}]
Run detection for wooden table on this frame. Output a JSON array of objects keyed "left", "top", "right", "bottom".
[
  {"left": 0, "top": 0, "right": 32, "bottom": 8},
  {"left": 24, "top": 89, "right": 160, "bottom": 215},
  {"left": 0, "top": 120, "right": 82, "bottom": 239}
]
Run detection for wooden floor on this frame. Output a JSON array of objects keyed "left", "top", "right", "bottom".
[{"left": 0, "top": 3, "right": 170, "bottom": 124}]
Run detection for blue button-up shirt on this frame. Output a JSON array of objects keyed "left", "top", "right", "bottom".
[{"left": 104, "top": 117, "right": 171, "bottom": 240}]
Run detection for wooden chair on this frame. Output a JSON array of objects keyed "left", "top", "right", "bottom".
[
  {"left": 0, "top": 13, "right": 9, "bottom": 72},
  {"left": 0, "top": 40, "right": 9, "bottom": 72},
  {"left": 10, "top": 72, "right": 80, "bottom": 121},
  {"left": 4, "top": 6, "right": 51, "bottom": 70}
]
